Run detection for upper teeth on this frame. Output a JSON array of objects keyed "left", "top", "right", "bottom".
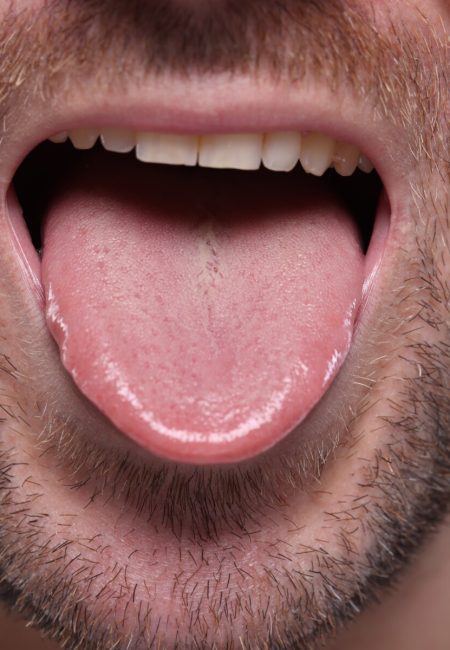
[{"left": 49, "top": 129, "right": 374, "bottom": 176}]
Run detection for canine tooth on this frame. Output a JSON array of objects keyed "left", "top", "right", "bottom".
[
  {"left": 69, "top": 129, "right": 99, "bottom": 150},
  {"left": 199, "top": 134, "right": 262, "bottom": 170},
  {"left": 100, "top": 128, "right": 135, "bottom": 153},
  {"left": 262, "top": 132, "right": 302, "bottom": 172},
  {"left": 299, "top": 133, "right": 335, "bottom": 176},
  {"left": 358, "top": 154, "right": 374, "bottom": 173},
  {"left": 136, "top": 133, "right": 198, "bottom": 166},
  {"left": 49, "top": 132, "right": 68, "bottom": 143},
  {"left": 334, "top": 142, "right": 360, "bottom": 176}
]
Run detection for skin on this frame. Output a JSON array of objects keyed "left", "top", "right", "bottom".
[{"left": 0, "top": 0, "right": 449, "bottom": 649}]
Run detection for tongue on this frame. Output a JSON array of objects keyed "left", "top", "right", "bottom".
[{"left": 41, "top": 151, "right": 364, "bottom": 464}]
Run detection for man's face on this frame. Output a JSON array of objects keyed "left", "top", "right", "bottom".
[{"left": 0, "top": 1, "right": 448, "bottom": 648}]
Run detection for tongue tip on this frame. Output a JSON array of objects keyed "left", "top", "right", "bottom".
[
  {"left": 44, "top": 279, "right": 360, "bottom": 465},
  {"left": 87, "top": 401, "right": 298, "bottom": 465},
  {"left": 56, "top": 340, "right": 355, "bottom": 466},
  {"left": 44, "top": 284, "right": 360, "bottom": 466}
]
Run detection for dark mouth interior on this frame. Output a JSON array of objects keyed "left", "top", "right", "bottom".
[{"left": 13, "top": 140, "right": 382, "bottom": 254}]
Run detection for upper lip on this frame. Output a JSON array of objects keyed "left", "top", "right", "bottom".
[{"left": 2, "top": 74, "right": 411, "bottom": 208}]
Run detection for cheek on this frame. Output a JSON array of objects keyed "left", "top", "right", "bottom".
[
  {"left": 0, "top": 0, "right": 45, "bottom": 9},
  {"left": 365, "top": 0, "right": 449, "bottom": 31},
  {"left": 413, "top": 0, "right": 450, "bottom": 25}
]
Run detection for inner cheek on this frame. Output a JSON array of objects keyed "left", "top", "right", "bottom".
[{"left": 4, "top": 186, "right": 43, "bottom": 304}]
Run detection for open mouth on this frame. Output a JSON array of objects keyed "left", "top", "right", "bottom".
[{"left": 10, "top": 126, "right": 386, "bottom": 465}]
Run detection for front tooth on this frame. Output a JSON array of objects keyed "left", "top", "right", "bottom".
[
  {"left": 69, "top": 129, "right": 99, "bottom": 150},
  {"left": 299, "top": 133, "right": 334, "bottom": 176},
  {"left": 199, "top": 134, "right": 262, "bottom": 170},
  {"left": 136, "top": 133, "right": 198, "bottom": 166},
  {"left": 333, "top": 141, "right": 360, "bottom": 176},
  {"left": 100, "top": 128, "right": 135, "bottom": 153},
  {"left": 49, "top": 132, "right": 68, "bottom": 144},
  {"left": 262, "top": 132, "right": 302, "bottom": 172}
]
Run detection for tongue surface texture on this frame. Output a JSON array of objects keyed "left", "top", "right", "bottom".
[{"left": 41, "top": 152, "right": 364, "bottom": 464}]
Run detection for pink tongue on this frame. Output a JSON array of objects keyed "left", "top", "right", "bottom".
[{"left": 41, "top": 153, "right": 364, "bottom": 464}]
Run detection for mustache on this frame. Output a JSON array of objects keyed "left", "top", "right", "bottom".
[
  {"left": 66, "top": 0, "right": 373, "bottom": 77},
  {"left": 0, "top": 0, "right": 446, "bottom": 150}
]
